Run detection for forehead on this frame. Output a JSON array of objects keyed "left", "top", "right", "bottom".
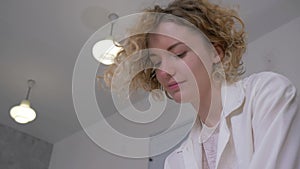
[
  {"left": 148, "top": 34, "right": 179, "bottom": 49},
  {"left": 147, "top": 22, "right": 209, "bottom": 51},
  {"left": 148, "top": 22, "right": 188, "bottom": 44}
]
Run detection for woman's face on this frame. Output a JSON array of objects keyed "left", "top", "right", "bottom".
[{"left": 148, "top": 22, "right": 215, "bottom": 103}]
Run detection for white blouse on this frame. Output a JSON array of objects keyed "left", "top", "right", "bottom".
[
  {"left": 200, "top": 121, "right": 219, "bottom": 169},
  {"left": 164, "top": 72, "right": 300, "bottom": 169}
]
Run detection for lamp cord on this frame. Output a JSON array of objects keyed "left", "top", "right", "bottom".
[
  {"left": 108, "top": 13, "right": 118, "bottom": 37},
  {"left": 110, "top": 22, "right": 114, "bottom": 36},
  {"left": 25, "top": 79, "right": 35, "bottom": 100},
  {"left": 25, "top": 86, "right": 31, "bottom": 100}
]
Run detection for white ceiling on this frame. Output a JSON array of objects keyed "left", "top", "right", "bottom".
[{"left": 0, "top": 0, "right": 299, "bottom": 143}]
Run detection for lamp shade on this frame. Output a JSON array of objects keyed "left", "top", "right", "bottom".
[
  {"left": 10, "top": 100, "right": 36, "bottom": 124},
  {"left": 92, "top": 38, "right": 122, "bottom": 65}
]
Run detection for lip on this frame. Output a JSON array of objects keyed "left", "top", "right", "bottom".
[{"left": 167, "top": 81, "right": 183, "bottom": 91}]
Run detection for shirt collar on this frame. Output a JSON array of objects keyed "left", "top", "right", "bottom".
[
  {"left": 221, "top": 79, "right": 245, "bottom": 117},
  {"left": 181, "top": 79, "right": 246, "bottom": 150}
]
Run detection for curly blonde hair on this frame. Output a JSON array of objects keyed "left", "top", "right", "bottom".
[{"left": 103, "top": 0, "right": 246, "bottom": 93}]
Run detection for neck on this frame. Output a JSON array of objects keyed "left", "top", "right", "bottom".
[{"left": 192, "top": 81, "right": 223, "bottom": 127}]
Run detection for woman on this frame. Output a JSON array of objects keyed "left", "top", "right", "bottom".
[{"left": 104, "top": 0, "right": 300, "bottom": 168}]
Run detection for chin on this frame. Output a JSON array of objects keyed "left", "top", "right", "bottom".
[
  {"left": 171, "top": 92, "right": 195, "bottom": 103},
  {"left": 172, "top": 93, "right": 190, "bottom": 103},
  {"left": 173, "top": 97, "right": 182, "bottom": 103}
]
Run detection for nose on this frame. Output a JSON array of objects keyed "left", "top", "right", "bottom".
[
  {"left": 156, "top": 57, "right": 175, "bottom": 79},
  {"left": 156, "top": 69, "right": 170, "bottom": 80}
]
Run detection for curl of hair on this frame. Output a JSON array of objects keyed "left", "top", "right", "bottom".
[{"left": 104, "top": 0, "right": 246, "bottom": 93}]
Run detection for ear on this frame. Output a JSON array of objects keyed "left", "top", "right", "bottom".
[{"left": 212, "top": 44, "right": 225, "bottom": 64}]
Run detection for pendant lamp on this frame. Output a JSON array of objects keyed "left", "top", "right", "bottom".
[
  {"left": 10, "top": 79, "right": 37, "bottom": 124},
  {"left": 92, "top": 13, "right": 123, "bottom": 65}
]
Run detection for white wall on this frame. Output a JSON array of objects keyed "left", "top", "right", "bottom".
[
  {"left": 243, "top": 16, "right": 300, "bottom": 93},
  {"left": 48, "top": 129, "right": 148, "bottom": 169}
]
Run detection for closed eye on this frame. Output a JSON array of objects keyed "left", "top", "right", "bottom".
[{"left": 176, "top": 51, "right": 187, "bottom": 58}]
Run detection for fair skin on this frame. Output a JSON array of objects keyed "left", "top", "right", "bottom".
[{"left": 148, "top": 21, "right": 223, "bottom": 126}]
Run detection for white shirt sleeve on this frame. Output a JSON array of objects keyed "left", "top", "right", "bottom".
[{"left": 249, "top": 72, "right": 300, "bottom": 169}]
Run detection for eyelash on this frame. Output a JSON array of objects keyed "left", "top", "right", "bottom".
[{"left": 176, "top": 51, "right": 187, "bottom": 58}]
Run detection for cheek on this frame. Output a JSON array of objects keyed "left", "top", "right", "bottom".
[
  {"left": 186, "top": 58, "right": 210, "bottom": 85},
  {"left": 191, "top": 55, "right": 208, "bottom": 73}
]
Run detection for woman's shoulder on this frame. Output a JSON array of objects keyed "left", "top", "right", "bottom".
[
  {"left": 242, "top": 71, "right": 296, "bottom": 92},
  {"left": 241, "top": 71, "right": 297, "bottom": 96},
  {"left": 244, "top": 71, "right": 290, "bottom": 83}
]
